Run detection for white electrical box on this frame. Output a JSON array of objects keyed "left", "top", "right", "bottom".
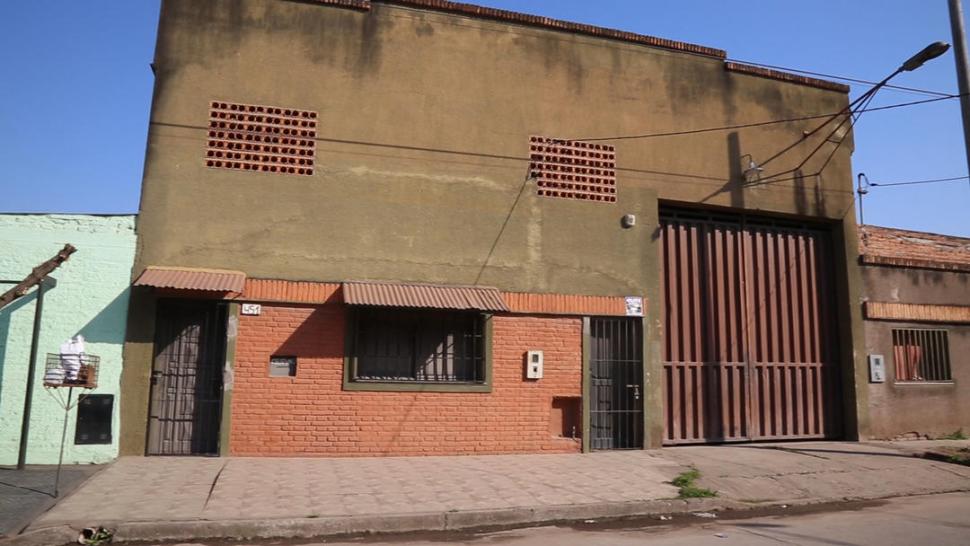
[
  {"left": 526, "top": 350, "right": 544, "bottom": 379},
  {"left": 869, "top": 354, "right": 886, "bottom": 383}
]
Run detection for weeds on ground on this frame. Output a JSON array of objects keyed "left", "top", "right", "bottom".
[
  {"left": 938, "top": 429, "right": 968, "bottom": 441},
  {"left": 946, "top": 447, "right": 970, "bottom": 467},
  {"left": 671, "top": 468, "right": 717, "bottom": 499}
]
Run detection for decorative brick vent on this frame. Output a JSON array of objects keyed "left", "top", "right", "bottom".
[
  {"left": 206, "top": 101, "right": 317, "bottom": 176},
  {"left": 529, "top": 136, "right": 617, "bottom": 203}
]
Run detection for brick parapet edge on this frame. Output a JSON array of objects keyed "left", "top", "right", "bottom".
[
  {"left": 861, "top": 254, "right": 970, "bottom": 274},
  {"left": 313, "top": 0, "right": 725, "bottom": 58},
  {"left": 724, "top": 62, "right": 850, "bottom": 93},
  {"left": 310, "top": 0, "right": 849, "bottom": 93}
]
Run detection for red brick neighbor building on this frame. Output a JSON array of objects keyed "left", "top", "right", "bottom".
[
  {"left": 860, "top": 226, "right": 970, "bottom": 440},
  {"left": 120, "top": 0, "right": 871, "bottom": 457}
]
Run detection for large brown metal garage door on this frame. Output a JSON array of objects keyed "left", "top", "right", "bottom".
[{"left": 660, "top": 208, "right": 841, "bottom": 445}]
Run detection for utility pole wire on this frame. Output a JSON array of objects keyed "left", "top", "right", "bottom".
[
  {"left": 724, "top": 58, "right": 952, "bottom": 97},
  {"left": 574, "top": 93, "right": 965, "bottom": 143},
  {"left": 755, "top": 81, "right": 884, "bottom": 184},
  {"left": 869, "top": 175, "right": 970, "bottom": 187}
]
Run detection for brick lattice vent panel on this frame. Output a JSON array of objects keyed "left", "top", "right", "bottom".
[
  {"left": 529, "top": 136, "right": 616, "bottom": 203},
  {"left": 207, "top": 101, "right": 317, "bottom": 176}
]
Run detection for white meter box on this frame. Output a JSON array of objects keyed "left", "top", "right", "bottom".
[
  {"left": 869, "top": 354, "right": 886, "bottom": 383},
  {"left": 526, "top": 350, "right": 544, "bottom": 379}
]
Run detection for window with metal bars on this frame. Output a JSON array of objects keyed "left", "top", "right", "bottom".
[
  {"left": 892, "top": 328, "right": 952, "bottom": 382},
  {"left": 352, "top": 308, "right": 485, "bottom": 383}
]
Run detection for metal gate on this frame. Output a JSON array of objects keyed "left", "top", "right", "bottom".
[
  {"left": 589, "top": 317, "right": 644, "bottom": 450},
  {"left": 147, "top": 301, "right": 226, "bottom": 455},
  {"left": 660, "top": 208, "right": 841, "bottom": 445}
]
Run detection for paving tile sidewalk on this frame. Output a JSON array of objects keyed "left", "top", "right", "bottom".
[
  {"left": 11, "top": 441, "right": 970, "bottom": 545},
  {"left": 29, "top": 451, "right": 683, "bottom": 527}
]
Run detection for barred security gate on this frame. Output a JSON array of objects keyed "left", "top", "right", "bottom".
[
  {"left": 660, "top": 208, "right": 841, "bottom": 445},
  {"left": 590, "top": 318, "right": 644, "bottom": 450},
  {"left": 147, "top": 301, "right": 226, "bottom": 455}
]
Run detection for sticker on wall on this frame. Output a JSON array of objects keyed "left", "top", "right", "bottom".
[
  {"left": 625, "top": 296, "right": 644, "bottom": 317},
  {"left": 206, "top": 100, "right": 317, "bottom": 176}
]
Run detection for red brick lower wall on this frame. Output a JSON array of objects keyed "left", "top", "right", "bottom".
[{"left": 230, "top": 304, "right": 583, "bottom": 456}]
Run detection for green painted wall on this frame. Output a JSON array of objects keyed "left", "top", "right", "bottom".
[{"left": 0, "top": 214, "right": 136, "bottom": 465}]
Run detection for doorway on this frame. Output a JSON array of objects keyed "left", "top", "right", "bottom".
[
  {"left": 660, "top": 207, "right": 842, "bottom": 444},
  {"left": 589, "top": 317, "right": 644, "bottom": 450},
  {"left": 147, "top": 300, "right": 226, "bottom": 455}
]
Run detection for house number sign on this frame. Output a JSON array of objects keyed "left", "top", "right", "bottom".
[{"left": 241, "top": 303, "right": 262, "bottom": 316}]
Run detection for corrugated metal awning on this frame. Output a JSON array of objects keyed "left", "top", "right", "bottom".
[
  {"left": 134, "top": 266, "right": 246, "bottom": 293},
  {"left": 343, "top": 281, "right": 509, "bottom": 312}
]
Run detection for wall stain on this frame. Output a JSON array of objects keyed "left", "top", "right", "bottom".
[{"left": 345, "top": 166, "right": 507, "bottom": 190}]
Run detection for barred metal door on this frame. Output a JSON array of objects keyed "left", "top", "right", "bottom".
[
  {"left": 660, "top": 208, "right": 841, "bottom": 445},
  {"left": 147, "top": 301, "right": 226, "bottom": 456},
  {"left": 589, "top": 318, "right": 644, "bottom": 450}
]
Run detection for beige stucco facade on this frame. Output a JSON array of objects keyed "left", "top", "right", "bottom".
[
  {"left": 122, "top": 0, "right": 868, "bottom": 454},
  {"left": 863, "top": 265, "right": 970, "bottom": 439}
]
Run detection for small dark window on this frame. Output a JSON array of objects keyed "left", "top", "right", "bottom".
[
  {"left": 892, "top": 329, "right": 952, "bottom": 382},
  {"left": 269, "top": 356, "right": 297, "bottom": 377},
  {"left": 352, "top": 308, "right": 485, "bottom": 383},
  {"left": 75, "top": 394, "right": 113, "bottom": 445}
]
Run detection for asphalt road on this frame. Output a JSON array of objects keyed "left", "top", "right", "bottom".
[{"left": 166, "top": 491, "right": 970, "bottom": 546}]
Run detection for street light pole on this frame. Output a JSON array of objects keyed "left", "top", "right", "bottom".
[{"left": 949, "top": 0, "right": 970, "bottom": 191}]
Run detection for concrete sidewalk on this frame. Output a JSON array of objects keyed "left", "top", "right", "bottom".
[
  {"left": 672, "top": 441, "right": 970, "bottom": 504},
  {"left": 0, "top": 465, "right": 101, "bottom": 539},
  {"left": 9, "top": 441, "right": 970, "bottom": 545}
]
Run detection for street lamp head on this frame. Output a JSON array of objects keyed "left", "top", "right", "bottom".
[{"left": 901, "top": 41, "right": 951, "bottom": 71}]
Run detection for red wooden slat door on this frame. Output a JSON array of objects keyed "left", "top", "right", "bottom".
[{"left": 660, "top": 209, "right": 840, "bottom": 445}]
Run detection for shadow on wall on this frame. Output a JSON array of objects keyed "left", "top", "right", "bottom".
[
  {"left": 0, "top": 288, "right": 131, "bottom": 411},
  {"left": 0, "top": 293, "right": 37, "bottom": 412},
  {"left": 699, "top": 131, "right": 744, "bottom": 206},
  {"left": 727, "top": 131, "right": 744, "bottom": 209},
  {"left": 275, "top": 306, "right": 344, "bottom": 359},
  {"left": 75, "top": 289, "right": 132, "bottom": 345},
  {"left": 700, "top": 132, "right": 832, "bottom": 218},
  {"left": 271, "top": 305, "right": 431, "bottom": 455}
]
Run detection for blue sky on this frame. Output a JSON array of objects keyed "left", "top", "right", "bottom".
[{"left": 1, "top": 1, "right": 967, "bottom": 236}]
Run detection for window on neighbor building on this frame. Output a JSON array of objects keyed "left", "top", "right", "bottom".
[
  {"left": 351, "top": 308, "right": 486, "bottom": 384},
  {"left": 892, "top": 328, "right": 952, "bottom": 382}
]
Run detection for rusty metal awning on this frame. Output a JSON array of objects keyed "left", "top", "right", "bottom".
[
  {"left": 134, "top": 266, "right": 246, "bottom": 292},
  {"left": 343, "top": 281, "right": 509, "bottom": 312}
]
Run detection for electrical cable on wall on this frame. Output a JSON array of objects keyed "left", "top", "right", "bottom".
[
  {"left": 573, "top": 93, "right": 965, "bottom": 143},
  {"left": 724, "top": 58, "right": 952, "bottom": 97}
]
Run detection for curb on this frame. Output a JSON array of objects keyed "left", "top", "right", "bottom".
[
  {"left": 8, "top": 489, "right": 970, "bottom": 545},
  {"left": 5, "top": 498, "right": 735, "bottom": 545}
]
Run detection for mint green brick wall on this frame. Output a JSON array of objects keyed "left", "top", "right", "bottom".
[{"left": 0, "top": 214, "right": 136, "bottom": 465}]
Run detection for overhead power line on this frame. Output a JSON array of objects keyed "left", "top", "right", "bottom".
[
  {"left": 725, "top": 58, "right": 954, "bottom": 97},
  {"left": 575, "top": 93, "right": 965, "bottom": 143},
  {"left": 869, "top": 175, "right": 970, "bottom": 187}
]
